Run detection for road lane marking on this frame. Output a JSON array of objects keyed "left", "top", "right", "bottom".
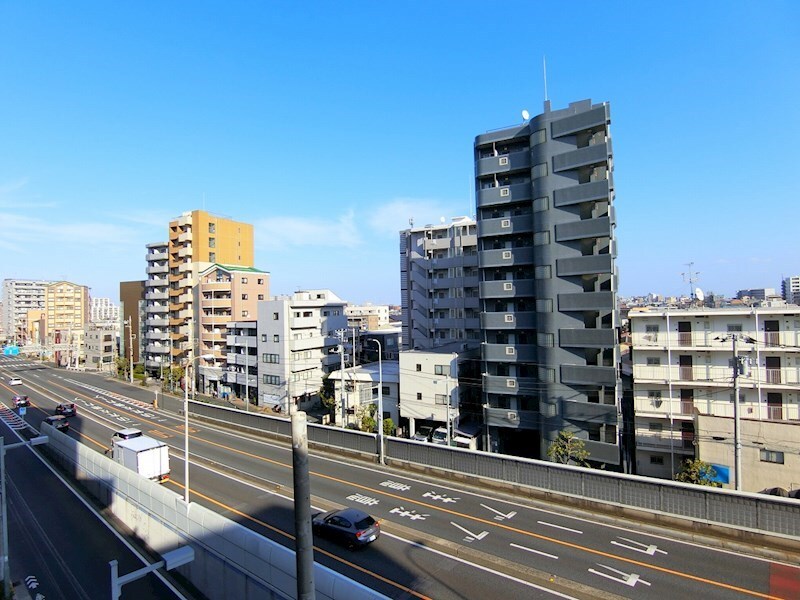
[
  {"left": 510, "top": 543, "right": 558, "bottom": 560},
  {"left": 481, "top": 503, "right": 517, "bottom": 521},
  {"left": 451, "top": 522, "right": 489, "bottom": 542},
  {"left": 538, "top": 521, "right": 583, "bottom": 534},
  {"left": 589, "top": 564, "right": 651, "bottom": 587},
  {"left": 611, "top": 537, "right": 667, "bottom": 556}
]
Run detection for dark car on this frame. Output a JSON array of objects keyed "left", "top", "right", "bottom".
[
  {"left": 12, "top": 395, "right": 30, "bottom": 408},
  {"left": 55, "top": 402, "right": 77, "bottom": 417},
  {"left": 312, "top": 508, "right": 380, "bottom": 548},
  {"left": 44, "top": 415, "right": 69, "bottom": 431}
]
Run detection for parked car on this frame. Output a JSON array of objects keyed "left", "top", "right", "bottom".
[
  {"left": 431, "top": 427, "right": 449, "bottom": 445},
  {"left": 13, "top": 395, "right": 30, "bottom": 408},
  {"left": 312, "top": 508, "right": 380, "bottom": 548},
  {"left": 411, "top": 425, "right": 434, "bottom": 442},
  {"left": 55, "top": 402, "right": 77, "bottom": 417},
  {"left": 44, "top": 415, "right": 69, "bottom": 431},
  {"left": 8, "top": 377, "right": 22, "bottom": 386}
]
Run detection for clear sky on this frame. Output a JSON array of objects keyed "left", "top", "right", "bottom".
[{"left": 1, "top": 2, "right": 798, "bottom": 305}]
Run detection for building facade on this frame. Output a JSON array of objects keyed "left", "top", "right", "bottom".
[
  {"left": 84, "top": 323, "right": 116, "bottom": 372},
  {"left": 90, "top": 297, "right": 120, "bottom": 324},
  {"left": 328, "top": 361, "right": 400, "bottom": 429},
  {"left": 629, "top": 306, "right": 800, "bottom": 480},
  {"left": 400, "top": 216, "right": 480, "bottom": 351},
  {"left": 474, "top": 99, "right": 620, "bottom": 465},
  {"left": 257, "top": 290, "right": 347, "bottom": 413},
  {"left": 782, "top": 276, "right": 800, "bottom": 305},
  {"left": 44, "top": 281, "right": 90, "bottom": 342},
  {"left": 223, "top": 321, "right": 259, "bottom": 404},
  {"left": 194, "top": 264, "right": 269, "bottom": 394},
  {"left": 398, "top": 347, "right": 459, "bottom": 439},
  {"left": 2, "top": 279, "right": 53, "bottom": 344},
  {"left": 345, "top": 303, "right": 390, "bottom": 331},
  {"left": 119, "top": 280, "right": 146, "bottom": 366}
]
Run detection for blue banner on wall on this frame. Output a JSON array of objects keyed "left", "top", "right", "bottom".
[{"left": 709, "top": 464, "right": 730, "bottom": 484}]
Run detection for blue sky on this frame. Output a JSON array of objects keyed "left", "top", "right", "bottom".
[{"left": 1, "top": 2, "right": 798, "bottom": 305}]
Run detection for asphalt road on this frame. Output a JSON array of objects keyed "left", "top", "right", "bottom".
[
  {"left": 0, "top": 408, "right": 186, "bottom": 599},
  {"left": 2, "top": 356, "right": 799, "bottom": 600}
]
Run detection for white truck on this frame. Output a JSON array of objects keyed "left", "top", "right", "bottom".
[{"left": 110, "top": 430, "right": 170, "bottom": 483}]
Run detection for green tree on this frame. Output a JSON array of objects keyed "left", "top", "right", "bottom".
[
  {"left": 358, "top": 403, "right": 377, "bottom": 433},
  {"left": 674, "top": 459, "right": 722, "bottom": 487},
  {"left": 546, "top": 431, "right": 590, "bottom": 466},
  {"left": 115, "top": 357, "right": 129, "bottom": 379},
  {"left": 319, "top": 381, "right": 336, "bottom": 416},
  {"left": 382, "top": 417, "right": 395, "bottom": 437}
]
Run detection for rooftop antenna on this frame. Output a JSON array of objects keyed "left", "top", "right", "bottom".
[
  {"left": 681, "top": 262, "right": 700, "bottom": 299},
  {"left": 543, "top": 56, "right": 548, "bottom": 102}
]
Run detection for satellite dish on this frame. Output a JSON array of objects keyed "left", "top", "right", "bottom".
[
  {"left": 440, "top": 216, "right": 446, "bottom": 224},
  {"left": 521, "top": 109, "right": 530, "bottom": 121},
  {"left": 695, "top": 288, "right": 705, "bottom": 302}
]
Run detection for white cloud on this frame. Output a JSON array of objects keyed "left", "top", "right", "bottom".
[
  {"left": 253, "top": 210, "right": 363, "bottom": 250},
  {"left": 366, "top": 197, "right": 473, "bottom": 237}
]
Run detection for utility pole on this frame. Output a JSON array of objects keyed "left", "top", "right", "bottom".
[
  {"left": 336, "top": 329, "right": 347, "bottom": 427},
  {"left": 717, "top": 333, "right": 753, "bottom": 491},
  {"left": 124, "top": 318, "right": 135, "bottom": 384},
  {"left": 291, "top": 411, "right": 315, "bottom": 600}
]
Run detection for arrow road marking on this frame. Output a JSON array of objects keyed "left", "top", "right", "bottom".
[
  {"left": 588, "top": 564, "right": 651, "bottom": 587},
  {"left": 480, "top": 503, "right": 517, "bottom": 521},
  {"left": 611, "top": 537, "right": 667, "bottom": 556},
  {"left": 423, "top": 491, "right": 459, "bottom": 503},
  {"left": 537, "top": 521, "right": 583, "bottom": 534},
  {"left": 450, "top": 521, "right": 489, "bottom": 542},
  {"left": 25, "top": 575, "right": 40, "bottom": 589},
  {"left": 510, "top": 543, "right": 558, "bottom": 560}
]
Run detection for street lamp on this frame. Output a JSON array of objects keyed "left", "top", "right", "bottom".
[
  {"left": 184, "top": 352, "right": 215, "bottom": 504},
  {"left": 1, "top": 435, "right": 48, "bottom": 598},
  {"left": 367, "top": 339, "right": 384, "bottom": 465}
]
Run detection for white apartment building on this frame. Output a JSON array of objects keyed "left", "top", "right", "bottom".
[
  {"left": 222, "top": 320, "right": 258, "bottom": 404},
  {"left": 2, "top": 278, "right": 53, "bottom": 344},
  {"left": 345, "top": 303, "right": 390, "bottom": 331},
  {"left": 629, "top": 306, "right": 800, "bottom": 480},
  {"left": 143, "top": 241, "right": 171, "bottom": 373},
  {"left": 328, "top": 361, "right": 399, "bottom": 428},
  {"left": 84, "top": 324, "right": 116, "bottom": 372},
  {"left": 783, "top": 276, "right": 800, "bottom": 305},
  {"left": 91, "top": 297, "right": 120, "bottom": 324},
  {"left": 257, "top": 290, "right": 347, "bottom": 413},
  {"left": 399, "top": 216, "right": 480, "bottom": 351},
  {"left": 398, "top": 346, "right": 459, "bottom": 438}
]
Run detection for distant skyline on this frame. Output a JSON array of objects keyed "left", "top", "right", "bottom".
[{"left": 1, "top": 2, "right": 798, "bottom": 304}]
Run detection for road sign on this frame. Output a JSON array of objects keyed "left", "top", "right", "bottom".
[{"left": 19, "top": 406, "right": 27, "bottom": 416}]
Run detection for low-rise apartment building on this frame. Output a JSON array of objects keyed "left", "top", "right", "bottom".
[
  {"left": 398, "top": 346, "right": 460, "bottom": 439},
  {"left": 630, "top": 306, "right": 800, "bottom": 480},
  {"left": 328, "top": 361, "right": 399, "bottom": 428}
]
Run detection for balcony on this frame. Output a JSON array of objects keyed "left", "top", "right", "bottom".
[
  {"left": 560, "top": 364, "right": 617, "bottom": 386},
  {"left": 177, "top": 231, "right": 193, "bottom": 243},
  {"left": 482, "top": 343, "right": 537, "bottom": 363},
  {"left": 633, "top": 397, "right": 696, "bottom": 418},
  {"left": 551, "top": 105, "right": 608, "bottom": 138},
  {"left": 479, "top": 247, "right": 534, "bottom": 269},
  {"left": 478, "top": 215, "right": 533, "bottom": 237},
  {"left": 483, "top": 374, "right": 538, "bottom": 395},
  {"left": 148, "top": 305, "right": 169, "bottom": 314},
  {"left": 145, "top": 277, "right": 169, "bottom": 288},
  {"left": 476, "top": 182, "right": 532, "bottom": 208},
  {"left": 178, "top": 245, "right": 193, "bottom": 258},
  {"left": 145, "top": 344, "right": 170, "bottom": 354},
  {"left": 558, "top": 291, "right": 614, "bottom": 312},
  {"left": 559, "top": 328, "right": 616, "bottom": 349},
  {"left": 556, "top": 254, "right": 613, "bottom": 277},
  {"left": 145, "top": 331, "right": 170, "bottom": 341},
  {"left": 553, "top": 179, "right": 610, "bottom": 208},
  {"left": 479, "top": 279, "right": 535, "bottom": 299},
  {"left": 146, "top": 250, "right": 168, "bottom": 261},
  {"left": 475, "top": 150, "right": 531, "bottom": 178},
  {"left": 145, "top": 290, "right": 169, "bottom": 301},
  {"left": 146, "top": 264, "right": 169, "bottom": 275},
  {"left": 481, "top": 311, "right": 537, "bottom": 330},
  {"left": 555, "top": 217, "right": 611, "bottom": 242},
  {"left": 552, "top": 141, "right": 610, "bottom": 173},
  {"left": 146, "top": 317, "right": 169, "bottom": 327}
]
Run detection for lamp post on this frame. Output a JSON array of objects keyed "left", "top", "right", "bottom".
[
  {"left": 124, "top": 318, "right": 135, "bottom": 384},
  {"left": 1, "top": 435, "right": 48, "bottom": 598},
  {"left": 184, "top": 352, "right": 215, "bottom": 504},
  {"left": 367, "top": 339, "right": 384, "bottom": 465}
]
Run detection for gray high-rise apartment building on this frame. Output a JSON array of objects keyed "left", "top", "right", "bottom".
[
  {"left": 475, "top": 99, "right": 620, "bottom": 466},
  {"left": 400, "top": 216, "right": 480, "bottom": 350},
  {"left": 2, "top": 278, "right": 53, "bottom": 344}
]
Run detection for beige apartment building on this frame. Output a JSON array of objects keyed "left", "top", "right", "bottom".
[
  {"left": 139, "top": 210, "right": 255, "bottom": 378},
  {"left": 45, "top": 281, "right": 90, "bottom": 341},
  {"left": 195, "top": 264, "right": 270, "bottom": 394}
]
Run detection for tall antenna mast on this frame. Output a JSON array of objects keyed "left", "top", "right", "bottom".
[
  {"left": 542, "top": 56, "right": 549, "bottom": 102},
  {"left": 681, "top": 262, "right": 700, "bottom": 299}
]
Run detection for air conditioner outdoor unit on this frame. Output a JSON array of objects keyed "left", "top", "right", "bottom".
[{"left": 507, "top": 411, "right": 519, "bottom": 421}]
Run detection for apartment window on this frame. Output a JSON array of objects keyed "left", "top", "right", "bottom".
[
  {"left": 263, "top": 353, "right": 280, "bottom": 364},
  {"left": 648, "top": 422, "right": 663, "bottom": 433},
  {"left": 273, "top": 312, "right": 279, "bottom": 320},
  {"left": 531, "top": 128, "right": 546, "bottom": 145},
  {"left": 382, "top": 386, "right": 390, "bottom": 396},
  {"left": 242, "top": 294, "right": 248, "bottom": 300},
  {"left": 208, "top": 222, "right": 216, "bottom": 233},
  {"left": 727, "top": 324, "right": 743, "bottom": 332},
  {"left": 273, "top": 334, "right": 279, "bottom": 342},
  {"left": 760, "top": 449, "right": 784, "bottom": 464},
  {"left": 208, "top": 237, "right": 216, "bottom": 248},
  {"left": 434, "top": 365, "right": 446, "bottom": 375},
  {"left": 242, "top": 310, "right": 249, "bottom": 318},
  {"left": 258, "top": 294, "right": 264, "bottom": 300},
  {"left": 532, "top": 163, "right": 548, "bottom": 178},
  {"left": 303, "top": 311, "right": 312, "bottom": 317},
  {"left": 435, "top": 394, "right": 448, "bottom": 405},
  {"left": 416, "top": 364, "right": 422, "bottom": 372},
  {"left": 258, "top": 278, "right": 264, "bottom": 284},
  {"left": 261, "top": 334, "right": 267, "bottom": 342},
  {"left": 536, "top": 299, "right": 553, "bottom": 313},
  {"left": 209, "top": 252, "right": 216, "bottom": 262},
  {"left": 263, "top": 374, "right": 279, "bottom": 385},
  {"left": 533, "top": 197, "right": 549, "bottom": 212},
  {"left": 534, "top": 266, "right": 551, "bottom": 279},
  {"left": 646, "top": 357, "right": 661, "bottom": 366},
  {"left": 537, "top": 332, "right": 554, "bottom": 347},
  {"left": 650, "top": 456, "right": 664, "bottom": 465},
  {"left": 242, "top": 278, "right": 248, "bottom": 284},
  {"left": 416, "top": 392, "right": 423, "bottom": 401}
]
